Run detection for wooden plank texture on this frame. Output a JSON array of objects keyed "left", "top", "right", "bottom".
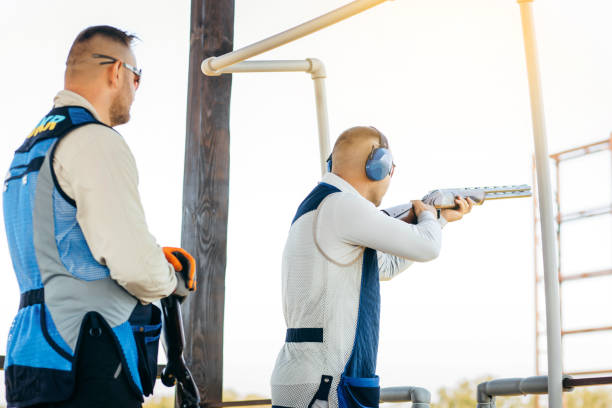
[{"left": 181, "top": 0, "right": 234, "bottom": 404}]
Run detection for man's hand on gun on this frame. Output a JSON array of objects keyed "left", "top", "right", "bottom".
[
  {"left": 409, "top": 197, "right": 474, "bottom": 223},
  {"left": 439, "top": 196, "right": 474, "bottom": 222},
  {"left": 163, "top": 247, "right": 197, "bottom": 299}
]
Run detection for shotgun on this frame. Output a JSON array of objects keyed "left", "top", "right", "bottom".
[{"left": 383, "top": 184, "right": 532, "bottom": 219}]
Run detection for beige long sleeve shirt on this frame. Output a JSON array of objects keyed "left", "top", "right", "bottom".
[{"left": 52, "top": 90, "right": 179, "bottom": 303}]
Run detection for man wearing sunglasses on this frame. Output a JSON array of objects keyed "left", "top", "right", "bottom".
[
  {"left": 2, "top": 26, "right": 195, "bottom": 407},
  {"left": 271, "top": 126, "right": 473, "bottom": 408}
]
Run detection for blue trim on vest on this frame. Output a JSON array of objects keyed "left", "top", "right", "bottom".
[
  {"left": 285, "top": 328, "right": 323, "bottom": 343},
  {"left": 112, "top": 321, "right": 143, "bottom": 394},
  {"left": 68, "top": 107, "right": 94, "bottom": 124},
  {"left": 291, "top": 182, "right": 341, "bottom": 225},
  {"left": 342, "top": 248, "right": 380, "bottom": 379},
  {"left": 341, "top": 376, "right": 380, "bottom": 388},
  {"left": 4, "top": 304, "right": 72, "bottom": 370}
]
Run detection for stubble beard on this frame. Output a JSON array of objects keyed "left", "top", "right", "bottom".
[{"left": 109, "top": 86, "right": 131, "bottom": 127}]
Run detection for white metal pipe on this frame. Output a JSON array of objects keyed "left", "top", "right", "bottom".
[
  {"left": 201, "top": 0, "right": 390, "bottom": 75},
  {"left": 517, "top": 1, "right": 562, "bottom": 407},
  {"left": 207, "top": 58, "right": 331, "bottom": 176},
  {"left": 217, "top": 60, "right": 312, "bottom": 74},
  {"left": 313, "top": 75, "right": 331, "bottom": 175}
]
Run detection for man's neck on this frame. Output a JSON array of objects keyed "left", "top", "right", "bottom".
[
  {"left": 63, "top": 86, "right": 111, "bottom": 126},
  {"left": 333, "top": 172, "right": 377, "bottom": 206}
]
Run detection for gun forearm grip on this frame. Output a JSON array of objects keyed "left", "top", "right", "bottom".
[
  {"left": 422, "top": 189, "right": 486, "bottom": 209},
  {"left": 382, "top": 203, "right": 413, "bottom": 218}
]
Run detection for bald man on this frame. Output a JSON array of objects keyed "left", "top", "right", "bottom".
[
  {"left": 270, "top": 127, "right": 472, "bottom": 408},
  {"left": 2, "top": 26, "right": 194, "bottom": 407}
]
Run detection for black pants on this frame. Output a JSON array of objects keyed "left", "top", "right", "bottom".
[{"left": 32, "top": 316, "right": 142, "bottom": 408}]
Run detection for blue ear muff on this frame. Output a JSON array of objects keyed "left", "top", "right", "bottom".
[
  {"left": 365, "top": 147, "right": 393, "bottom": 181},
  {"left": 326, "top": 154, "right": 333, "bottom": 172}
]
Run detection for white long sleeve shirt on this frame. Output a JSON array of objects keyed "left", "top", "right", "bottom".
[
  {"left": 52, "top": 90, "right": 178, "bottom": 303},
  {"left": 315, "top": 173, "right": 446, "bottom": 280},
  {"left": 271, "top": 172, "right": 445, "bottom": 408}
]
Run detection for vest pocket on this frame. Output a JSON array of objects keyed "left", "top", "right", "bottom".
[
  {"left": 130, "top": 304, "right": 162, "bottom": 396},
  {"left": 337, "top": 375, "right": 380, "bottom": 408}
]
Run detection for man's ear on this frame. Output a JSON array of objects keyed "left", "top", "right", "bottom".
[{"left": 107, "top": 60, "right": 121, "bottom": 89}]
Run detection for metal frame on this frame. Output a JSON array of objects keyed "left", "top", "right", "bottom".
[
  {"left": 517, "top": 1, "right": 563, "bottom": 406},
  {"left": 201, "top": 0, "right": 564, "bottom": 405},
  {"left": 533, "top": 136, "right": 612, "bottom": 404}
]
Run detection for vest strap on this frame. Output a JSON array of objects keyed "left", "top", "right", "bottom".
[
  {"left": 306, "top": 375, "right": 334, "bottom": 408},
  {"left": 19, "top": 288, "right": 44, "bottom": 309},
  {"left": 285, "top": 328, "right": 323, "bottom": 343}
]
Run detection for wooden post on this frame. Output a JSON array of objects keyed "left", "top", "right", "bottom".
[{"left": 181, "top": 0, "right": 234, "bottom": 404}]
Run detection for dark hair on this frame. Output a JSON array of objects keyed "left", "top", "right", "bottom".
[
  {"left": 66, "top": 25, "right": 139, "bottom": 66},
  {"left": 73, "top": 25, "right": 138, "bottom": 47}
]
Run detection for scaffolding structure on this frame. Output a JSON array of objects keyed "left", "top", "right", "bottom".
[{"left": 533, "top": 136, "right": 612, "bottom": 406}]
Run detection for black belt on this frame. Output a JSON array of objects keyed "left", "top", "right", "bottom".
[
  {"left": 19, "top": 288, "right": 44, "bottom": 309},
  {"left": 285, "top": 328, "right": 323, "bottom": 343}
]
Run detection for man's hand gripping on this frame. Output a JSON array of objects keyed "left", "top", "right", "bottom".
[{"left": 163, "top": 247, "right": 197, "bottom": 296}]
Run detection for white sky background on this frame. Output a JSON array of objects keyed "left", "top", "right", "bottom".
[{"left": 1, "top": 0, "right": 612, "bottom": 401}]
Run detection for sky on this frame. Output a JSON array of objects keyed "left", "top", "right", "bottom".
[{"left": 1, "top": 0, "right": 612, "bottom": 403}]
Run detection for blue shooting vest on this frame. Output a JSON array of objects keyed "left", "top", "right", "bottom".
[
  {"left": 291, "top": 182, "right": 381, "bottom": 408},
  {"left": 3, "top": 106, "right": 161, "bottom": 407}
]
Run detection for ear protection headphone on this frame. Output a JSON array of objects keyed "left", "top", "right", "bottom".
[{"left": 326, "top": 127, "right": 394, "bottom": 181}]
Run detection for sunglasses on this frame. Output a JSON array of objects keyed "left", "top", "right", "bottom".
[{"left": 92, "top": 53, "right": 142, "bottom": 88}]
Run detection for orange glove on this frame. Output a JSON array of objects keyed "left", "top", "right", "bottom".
[{"left": 162, "top": 247, "right": 197, "bottom": 292}]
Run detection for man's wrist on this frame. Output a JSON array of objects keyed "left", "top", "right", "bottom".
[{"left": 417, "top": 210, "right": 436, "bottom": 223}]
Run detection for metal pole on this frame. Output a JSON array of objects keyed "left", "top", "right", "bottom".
[
  {"left": 210, "top": 58, "right": 331, "bottom": 175},
  {"left": 201, "top": 0, "right": 390, "bottom": 75},
  {"left": 517, "top": 1, "right": 563, "bottom": 407},
  {"left": 532, "top": 157, "right": 540, "bottom": 408},
  {"left": 216, "top": 60, "right": 312, "bottom": 73},
  {"left": 309, "top": 59, "right": 331, "bottom": 175}
]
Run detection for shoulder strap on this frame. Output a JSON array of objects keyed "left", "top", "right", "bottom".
[
  {"left": 291, "top": 182, "right": 341, "bottom": 225},
  {"left": 17, "top": 106, "right": 107, "bottom": 153}
]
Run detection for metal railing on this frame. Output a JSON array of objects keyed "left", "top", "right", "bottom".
[
  {"left": 187, "top": 385, "right": 433, "bottom": 408},
  {"left": 476, "top": 375, "right": 612, "bottom": 407}
]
